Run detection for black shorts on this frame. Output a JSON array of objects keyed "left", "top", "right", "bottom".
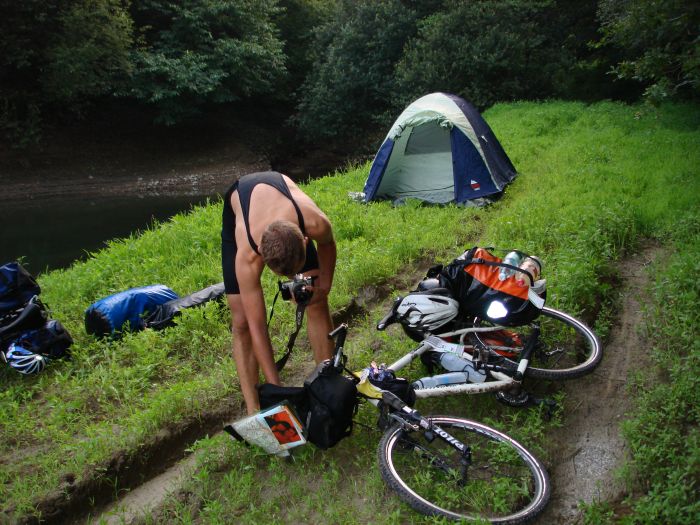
[{"left": 222, "top": 237, "right": 319, "bottom": 295}]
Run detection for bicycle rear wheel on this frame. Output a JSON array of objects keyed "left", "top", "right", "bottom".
[
  {"left": 378, "top": 416, "right": 549, "bottom": 524},
  {"left": 472, "top": 307, "right": 602, "bottom": 380}
]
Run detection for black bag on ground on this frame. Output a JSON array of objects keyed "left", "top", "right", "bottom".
[
  {"left": 0, "top": 262, "right": 41, "bottom": 313},
  {"left": 0, "top": 296, "right": 48, "bottom": 349},
  {"left": 258, "top": 361, "right": 359, "bottom": 450},
  {"left": 303, "top": 364, "right": 358, "bottom": 449}
]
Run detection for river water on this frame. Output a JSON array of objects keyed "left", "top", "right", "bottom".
[
  {"left": 1, "top": 130, "right": 351, "bottom": 275},
  {"left": 1, "top": 193, "right": 216, "bottom": 275}
]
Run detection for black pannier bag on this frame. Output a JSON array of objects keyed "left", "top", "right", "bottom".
[
  {"left": 303, "top": 363, "right": 358, "bottom": 449},
  {"left": 0, "top": 262, "right": 41, "bottom": 313},
  {"left": 0, "top": 262, "right": 73, "bottom": 374},
  {"left": 0, "top": 296, "right": 48, "bottom": 349},
  {"left": 436, "top": 247, "right": 546, "bottom": 327},
  {"left": 8, "top": 320, "right": 73, "bottom": 359},
  {"left": 258, "top": 360, "right": 359, "bottom": 450}
]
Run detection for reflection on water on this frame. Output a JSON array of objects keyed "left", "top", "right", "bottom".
[{"left": 1, "top": 194, "right": 220, "bottom": 275}]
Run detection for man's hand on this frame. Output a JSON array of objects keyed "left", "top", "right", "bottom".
[{"left": 298, "top": 283, "right": 328, "bottom": 307}]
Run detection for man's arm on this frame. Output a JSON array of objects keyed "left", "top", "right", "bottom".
[
  {"left": 315, "top": 234, "right": 336, "bottom": 296},
  {"left": 236, "top": 253, "right": 280, "bottom": 384},
  {"left": 306, "top": 213, "right": 336, "bottom": 305}
]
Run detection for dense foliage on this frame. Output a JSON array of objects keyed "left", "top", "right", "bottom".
[
  {"left": 0, "top": 0, "right": 134, "bottom": 146},
  {"left": 394, "top": 1, "right": 568, "bottom": 109},
  {"left": 1, "top": 0, "right": 698, "bottom": 147},
  {"left": 127, "top": 0, "right": 287, "bottom": 124},
  {"left": 598, "top": 0, "right": 700, "bottom": 103},
  {"left": 294, "top": 0, "right": 420, "bottom": 141}
]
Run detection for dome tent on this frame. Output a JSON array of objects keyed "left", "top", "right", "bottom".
[{"left": 362, "top": 93, "right": 517, "bottom": 204}]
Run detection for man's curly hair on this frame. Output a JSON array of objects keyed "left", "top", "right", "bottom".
[{"left": 260, "top": 220, "right": 306, "bottom": 276}]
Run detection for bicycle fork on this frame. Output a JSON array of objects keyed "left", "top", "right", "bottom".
[{"left": 383, "top": 391, "right": 473, "bottom": 484}]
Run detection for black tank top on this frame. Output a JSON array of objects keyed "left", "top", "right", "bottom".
[{"left": 221, "top": 171, "right": 306, "bottom": 254}]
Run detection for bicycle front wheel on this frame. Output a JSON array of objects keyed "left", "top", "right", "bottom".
[
  {"left": 378, "top": 416, "right": 549, "bottom": 524},
  {"left": 472, "top": 307, "right": 602, "bottom": 380}
]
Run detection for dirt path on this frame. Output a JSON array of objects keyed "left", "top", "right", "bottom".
[{"left": 534, "top": 242, "right": 660, "bottom": 524}]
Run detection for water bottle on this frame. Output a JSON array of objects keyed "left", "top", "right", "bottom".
[
  {"left": 412, "top": 371, "right": 471, "bottom": 389},
  {"left": 499, "top": 251, "right": 522, "bottom": 281},
  {"left": 438, "top": 352, "right": 487, "bottom": 383},
  {"left": 515, "top": 256, "right": 542, "bottom": 287}
]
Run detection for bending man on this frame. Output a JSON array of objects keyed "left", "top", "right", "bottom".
[{"left": 221, "top": 171, "right": 336, "bottom": 414}]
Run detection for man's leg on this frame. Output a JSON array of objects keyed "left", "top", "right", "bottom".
[
  {"left": 303, "top": 269, "right": 334, "bottom": 363},
  {"left": 306, "top": 299, "right": 334, "bottom": 363},
  {"left": 228, "top": 294, "right": 261, "bottom": 414}
]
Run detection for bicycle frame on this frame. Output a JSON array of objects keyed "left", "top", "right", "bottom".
[{"left": 386, "top": 334, "right": 520, "bottom": 399}]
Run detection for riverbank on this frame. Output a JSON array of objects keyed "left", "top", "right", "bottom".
[
  {"left": 0, "top": 113, "right": 358, "bottom": 205},
  {"left": 0, "top": 115, "right": 356, "bottom": 272}
]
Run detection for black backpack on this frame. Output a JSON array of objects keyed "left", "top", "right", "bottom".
[
  {"left": 0, "top": 262, "right": 41, "bottom": 316},
  {"left": 0, "top": 262, "right": 73, "bottom": 368},
  {"left": 303, "top": 363, "right": 358, "bottom": 449},
  {"left": 258, "top": 361, "right": 359, "bottom": 450},
  {"left": 436, "top": 247, "right": 546, "bottom": 327}
]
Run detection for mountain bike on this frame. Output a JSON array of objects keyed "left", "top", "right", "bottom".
[
  {"left": 327, "top": 324, "right": 551, "bottom": 524},
  {"left": 375, "top": 296, "right": 602, "bottom": 406}
]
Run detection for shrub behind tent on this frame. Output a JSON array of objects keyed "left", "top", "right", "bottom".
[{"left": 363, "top": 93, "right": 517, "bottom": 204}]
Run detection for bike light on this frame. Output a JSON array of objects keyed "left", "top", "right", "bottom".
[{"left": 486, "top": 300, "right": 508, "bottom": 319}]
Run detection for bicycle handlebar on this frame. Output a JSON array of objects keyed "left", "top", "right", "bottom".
[
  {"left": 328, "top": 324, "right": 348, "bottom": 369},
  {"left": 377, "top": 297, "right": 402, "bottom": 331}
]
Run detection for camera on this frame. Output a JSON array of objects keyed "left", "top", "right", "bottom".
[{"left": 279, "top": 275, "right": 314, "bottom": 306}]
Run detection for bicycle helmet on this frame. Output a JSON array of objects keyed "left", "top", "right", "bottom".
[
  {"left": 396, "top": 293, "right": 459, "bottom": 333},
  {"left": 4, "top": 342, "right": 47, "bottom": 375}
]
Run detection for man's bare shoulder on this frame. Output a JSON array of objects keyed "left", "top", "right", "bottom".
[{"left": 280, "top": 176, "right": 332, "bottom": 242}]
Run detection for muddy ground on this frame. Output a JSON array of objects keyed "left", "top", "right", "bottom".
[{"left": 532, "top": 242, "right": 658, "bottom": 524}]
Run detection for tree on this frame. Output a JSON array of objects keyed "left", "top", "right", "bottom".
[
  {"left": 394, "top": 0, "right": 564, "bottom": 110},
  {"left": 0, "top": 0, "right": 133, "bottom": 146},
  {"left": 44, "top": 0, "right": 134, "bottom": 109},
  {"left": 295, "top": 0, "right": 420, "bottom": 142},
  {"left": 273, "top": 0, "right": 334, "bottom": 97},
  {"left": 597, "top": 0, "right": 700, "bottom": 103},
  {"left": 126, "top": 0, "right": 288, "bottom": 124}
]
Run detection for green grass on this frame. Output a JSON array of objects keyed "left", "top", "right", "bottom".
[
  {"left": 2, "top": 100, "right": 699, "bottom": 523},
  {"left": 615, "top": 216, "right": 700, "bottom": 524}
]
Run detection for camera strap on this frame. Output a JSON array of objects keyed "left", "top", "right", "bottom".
[
  {"left": 275, "top": 303, "right": 305, "bottom": 371},
  {"left": 268, "top": 284, "right": 306, "bottom": 372}
]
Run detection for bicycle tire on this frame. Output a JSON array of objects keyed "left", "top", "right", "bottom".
[
  {"left": 473, "top": 307, "right": 602, "bottom": 380},
  {"left": 378, "top": 415, "right": 550, "bottom": 524}
]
